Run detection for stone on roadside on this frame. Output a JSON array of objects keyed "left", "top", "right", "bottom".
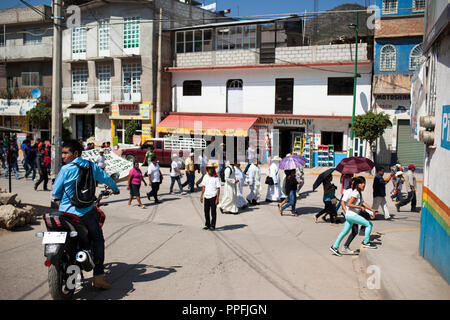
[
  {"left": 0, "top": 193, "right": 18, "bottom": 205},
  {"left": 0, "top": 204, "right": 38, "bottom": 230}
]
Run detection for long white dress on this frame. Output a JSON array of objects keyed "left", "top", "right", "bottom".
[
  {"left": 234, "top": 165, "right": 247, "bottom": 208},
  {"left": 246, "top": 164, "right": 262, "bottom": 202},
  {"left": 266, "top": 162, "right": 282, "bottom": 201},
  {"left": 218, "top": 166, "right": 238, "bottom": 213}
]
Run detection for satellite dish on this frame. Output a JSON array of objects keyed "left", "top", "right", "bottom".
[{"left": 31, "top": 88, "right": 41, "bottom": 99}]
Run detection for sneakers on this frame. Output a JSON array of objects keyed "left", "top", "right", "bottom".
[
  {"left": 342, "top": 246, "right": 356, "bottom": 254},
  {"left": 181, "top": 191, "right": 187, "bottom": 195},
  {"left": 329, "top": 246, "right": 342, "bottom": 257},
  {"left": 362, "top": 241, "right": 377, "bottom": 249}
]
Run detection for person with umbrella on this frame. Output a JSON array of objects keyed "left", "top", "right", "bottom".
[
  {"left": 313, "top": 172, "right": 339, "bottom": 224},
  {"left": 330, "top": 176, "right": 378, "bottom": 256},
  {"left": 277, "top": 154, "right": 307, "bottom": 208},
  {"left": 278, "top": 169, "right": 298, "bottom": 216}
]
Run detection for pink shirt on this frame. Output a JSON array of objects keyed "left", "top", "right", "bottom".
[{"left": 129, "top": 167, "right": 143, "bottom": 185}]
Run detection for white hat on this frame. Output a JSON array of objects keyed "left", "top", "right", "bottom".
[
  {"left": 171, "top": 153, "right": 178, "bottom": 160},
  {"left": 206, "top": 160, "right": 218, "bottom": 168},
  {"left": 395, "top": 171, "right": 403, "bottom": 177},
  {"left": 272, "top": 156, "right": 282, "bottom": 162}
]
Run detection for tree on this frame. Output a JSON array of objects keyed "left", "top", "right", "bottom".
[
  {"left": 352, "top": 111, "right": 391, "bottom": 147},
  {"left": 125, "top": 120, "right": 139, "bottom": 144},
  {"left": 26, "top": 103, "right": 51, "bottom": 130}
]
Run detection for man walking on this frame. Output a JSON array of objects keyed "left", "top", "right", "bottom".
[
  {"left": 200, "top": 161, "right": 221, "bottom": 230},
  {"left": 34, "top": 148, "right": 49, "bottom": 191},
  {"left": 396, "top": 164, "right": 418, "bottom": 212},
  {"left": 25, "top": 144, "right": 38, "bottom": 180},
  {"left": 372, "top": 166, "right": 393, "bottom": 220},
  {"left": 182, "top": 153, "right": 196, "bottom": 193},
  {"left": 147, "top": 157, "right": 162, "bottom": 203},
  {"left": 4, "top": 143, "right": 19, "bottom": 180}
]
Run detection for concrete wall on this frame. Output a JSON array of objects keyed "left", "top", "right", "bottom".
[
  {"left": 171, "top": 64, "right": 372, "bottom": 117},
  {"left": 420, "top": 33, "right": 450, "bottom": 283},
  {"left": 175, "top": 43, "right": 369, "bottom": 68}
]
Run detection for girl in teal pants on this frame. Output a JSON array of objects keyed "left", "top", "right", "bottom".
[{"left": 330, "top": 176, "right": 378, "bottom": 256}]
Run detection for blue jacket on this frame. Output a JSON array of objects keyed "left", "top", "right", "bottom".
[{"left": 52, "top": 157, "right": 119, "bottom": 216}]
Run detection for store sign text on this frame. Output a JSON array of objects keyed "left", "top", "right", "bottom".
[
  {"left": 255, "top": 117, "right": 313, "bottom": 127},
  {"left": 442, "top": 105, "right": 450, "bottom": 151}
]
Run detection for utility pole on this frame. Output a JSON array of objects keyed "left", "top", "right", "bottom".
[
  {"left": 349, "top": 12, "right": 359, "bottom": 157},
  {"left": 51, "top": 0, "right": 63, "bottom": 175},
  {"left": 155, "top": 8, "right": 163, "bottom": 138}
]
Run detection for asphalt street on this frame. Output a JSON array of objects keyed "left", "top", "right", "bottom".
[{"left": 1, "top": 166, "right": 444, "bottom": 300}]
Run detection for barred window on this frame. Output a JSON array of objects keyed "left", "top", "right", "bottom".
[
  {"left": 382, "top": 0, "right": 398, "bottom": 14},
  {"left": 412, "top": 0, "right": 426, "bottom": 12},
  {"left": 24, "top": 29, "right": 42, "bottom": 45},
  {"left": 380, "top": 44, "right": 396, "bottom": 71},
  {"left": 176, "top": 29, "right": 212, "bottom": 53},
  {"left": 98, "top": 19, "right": 110, "bottom": 51},
  {"left": 22, "top": 72, "right": 41, "bottom": 86},
  {"left": 123, "top": 17, "right": 140, "bottom": 49},
  {"left": 122, "top": 63, "right": 141, "bottom": 92},
  {"left": 97, "top": 64, "right": 111, "bottom": 94},
  {"left": 409, "top": 44, "right": 423, "bottom": 70},
  {"left": 72, "top": 66, "right": 88, "bottom": 95},
  {"left": 72, "top": 27, "right": 87, "bottom": 54},
  {"left": 216, "top": 25, "right": 257, "bottom": 51}
]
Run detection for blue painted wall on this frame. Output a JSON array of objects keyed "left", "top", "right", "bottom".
[
  {"left": 374, "top": 37, "right": 423, "bottom": 74},
  {"left": 376, "top": 0, "right": 425, "bottom": 16}
]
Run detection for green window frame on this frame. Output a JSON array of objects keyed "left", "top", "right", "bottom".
[{"left": 124, "top": 17, "right": 140, "bottom": 49}]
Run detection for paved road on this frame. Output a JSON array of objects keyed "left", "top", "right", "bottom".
[{"left": 0, "top": 166, "right": 427, "bottom": 300}]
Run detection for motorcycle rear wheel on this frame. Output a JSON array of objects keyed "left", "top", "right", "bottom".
[{"left": 48, "top": 264, "right": 75, "bottom": 300}]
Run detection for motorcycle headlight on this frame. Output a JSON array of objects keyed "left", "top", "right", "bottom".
[{"left": 45, "top": 244, "right": 59, "bottom": 255}]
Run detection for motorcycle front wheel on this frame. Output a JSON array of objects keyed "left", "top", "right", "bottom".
[{"left": 48, "top": 263, "right": 75, "bottom": 300}]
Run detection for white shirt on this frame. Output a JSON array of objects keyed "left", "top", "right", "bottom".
[
  {"left": 198, "top": 155, "right": 207, "bottom": 167},
  {"left": 148, "top": 162, "right": 161, "bottom": 183},
  {"left": 96, "top": 155, "right": 106, "bottom": 169},
  {"left": 170, "top": 160, "right": 181, "bottom": 177},
  {"left": 247, "top": 147, "right": 256, "bottom": 161},
  {"left": 200, "top": 174, "right": 221, "bottom": 199},
  {"left": 345, "top": 189, "right": 363, "bottom": 217}
]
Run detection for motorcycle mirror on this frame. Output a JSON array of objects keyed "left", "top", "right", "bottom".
[{"left": 35, "top": 232, "right": 44, "bottom": 238}]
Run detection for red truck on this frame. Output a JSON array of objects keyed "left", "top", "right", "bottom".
[{"left": 120, "top": 138, "right": 206, "bottom": 166}]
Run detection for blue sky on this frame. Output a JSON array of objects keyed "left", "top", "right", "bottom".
[{"left": 0, "top": 0, "right": 374, "bottom": 16}]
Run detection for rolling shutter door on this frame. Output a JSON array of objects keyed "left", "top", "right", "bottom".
[{"left": 397, "top": 120, "right": 424, "bottom": 167}]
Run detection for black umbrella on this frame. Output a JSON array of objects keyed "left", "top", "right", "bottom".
[{"left": 313, "top": 168, "right": 335, "bottom": 191}]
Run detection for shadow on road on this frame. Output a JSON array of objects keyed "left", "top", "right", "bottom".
[
  {"left": 74, "top": 262, "right": 181, "bottom": 300},
  {"left": 215, "top": 224, "right": 247, "bottom": 231}
]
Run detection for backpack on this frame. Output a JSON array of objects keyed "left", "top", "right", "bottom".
[
  {"left": 64, "top": 161, "right": 97, "bottom": 208},
  {"left": 219, "top": 166, "right": 231, "bottom": 183}
]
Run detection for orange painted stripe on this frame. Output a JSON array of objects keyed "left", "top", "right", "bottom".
[{"left": 423, "top": 186, "right": 450, "bottom": 219}]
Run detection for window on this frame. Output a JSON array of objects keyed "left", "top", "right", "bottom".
[
  {"left": 227, "top": 79, "right": 243, "bottom": 89},
  {"left": 409, "top": 44, "right": 423, "bottom": 70},
  {"left": 72, "top": 27, "right": 87, "bottom": 53},
  {"left": 216, "top": 25, "right": 257, "bottom": 51},
  {"left": 380, "top": 44, "right": 396, "bottom": 71},
  {"left": 98, "top": 19, "right": 110, "bottom": 52},
  {"left": 183, "top": 80, "right": 202, "bottom": 96},
  {"left": 0, "top": 33, "right": 5, "bottom": 47},
  {"left": 97, "top": 64, "right": 111, "bottom": 94},
  {"left": 72, "top": 66, "right": 88, "bottom": 95},
  {"left": 321, "top": 131, "right": 343, "bottom": 152},
  {"left": 382, "top": 0, "right": 398, "bottom": 14},
  {"left": 24, "top": 29, "right": 42, "bottom": 45},
  {"left": 275, "top": 78, "right": 294, "bottom": 114},
  {"left": 22, "top": 72, "right": 41, "bottom": 87},
  {"left": 122, "top": 63, "right": 141, "bottom": 92},
  {"left": 123, "top": 17, "right": 140, "bottom": 49},
  {"left": 175, "top": 29, "right": 212, "bottom": 53},
  {"left": 327, "top": 77, "right": 354, "bottom": 96},
  {"left": 412, "top": 0, "right": 426, "bottom": 12}
]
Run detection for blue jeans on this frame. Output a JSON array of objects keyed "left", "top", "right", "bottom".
[
  {"left": 25, "top": 160, "right": 36, "bottom": 179},
  {"left": 79, "top": 209, "right": 105, "bottom": 276},
  {"left": 281, "top": 190, "right": 297, "bottom": 214},
  {"left": 182, "top": 171, "right": 195, "bottom": 192},
  {"left": 170, "top": 176, "right": 183, "bottom": 193},
  {"left": 4, "top": 162, "right": 19, "bottom": 179},
  {"left": 333, "top": 214, "right": 373, "bottom": 248}
]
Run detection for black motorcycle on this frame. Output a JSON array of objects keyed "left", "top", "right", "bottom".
[{"left": 36, "top": 187, "right": 112, "bottom": 300}]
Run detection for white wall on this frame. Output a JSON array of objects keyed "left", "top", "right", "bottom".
[{"left": 172, "top": 64, "right": 372, "bottom": 117}]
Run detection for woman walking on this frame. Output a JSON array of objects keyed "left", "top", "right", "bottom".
[
  {"left": 313, "top": 174, "right": 338, "bottom": 224},
  {"left": 330, "top": 176, "right": 378, "bottom": 256},
  {"left": 278, "top": 169, "right": 298, "bottom": 216},
  {"left": 128, "top": 161, "right": 147, "bottom": 209}
]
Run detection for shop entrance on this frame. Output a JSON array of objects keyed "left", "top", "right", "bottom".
[{"left": 277, "top": 127, "right": 305, "bottom": 157}]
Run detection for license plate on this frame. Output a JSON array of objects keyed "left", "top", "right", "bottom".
[{"left": 42, "top": 232, "right": 67, "bottom": 245}]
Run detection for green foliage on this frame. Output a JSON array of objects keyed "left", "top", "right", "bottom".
[
  {"left": 26, "top": 103, "right": 51, "bottom": 129},
  {"left": 353, "top": 111, "right": 391, "bottom": 146},
  {"left": 125, "top": 120, "right": 139, "bottom": 144}
]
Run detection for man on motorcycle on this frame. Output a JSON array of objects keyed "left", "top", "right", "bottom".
[{"left": 51, "top": 140, "right": 120, "bottom": 290}]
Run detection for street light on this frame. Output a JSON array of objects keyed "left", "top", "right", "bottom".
[{"left": 348, "top": 12, "right": 359, "bottom": 157}]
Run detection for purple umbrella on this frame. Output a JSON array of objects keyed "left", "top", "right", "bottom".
[{"left": 279, "top": 155, "right": 307, "bottom": 170}]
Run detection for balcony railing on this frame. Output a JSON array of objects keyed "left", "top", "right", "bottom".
[
  {"left": 62, "top": 86, "right": 142, "bottom": 103},
  {"left": 0, "top": 87, "right": 52, "bottom": 100}
]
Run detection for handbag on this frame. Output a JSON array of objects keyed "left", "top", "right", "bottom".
[{"left": 265, "top": 176, "right": 274, "bottom": 185}]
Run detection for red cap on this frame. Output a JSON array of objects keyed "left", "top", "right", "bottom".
[{"left": 408, "top": 164, "right": 417, "bottom": 169}]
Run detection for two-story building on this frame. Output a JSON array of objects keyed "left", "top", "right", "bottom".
[
  {"left": 0, "top": 5, "right": 53, "bottom": 140},
  {"left": 61, "top": 0, "right": 218, "bottom": 144},
  {"left": 373, "top": 0, "right": 426, "bottom": 167},
  {"left": 160, "top": 12, "right": 374, "bottom": 165}
]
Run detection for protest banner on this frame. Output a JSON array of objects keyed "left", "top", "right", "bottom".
[{"left": 82, "top": 148, "right": 133, "bottom": 181}]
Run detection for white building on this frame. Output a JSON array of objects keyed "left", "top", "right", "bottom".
[{"left": 160, "top": 18, "right": 373, "bottom": 164}]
